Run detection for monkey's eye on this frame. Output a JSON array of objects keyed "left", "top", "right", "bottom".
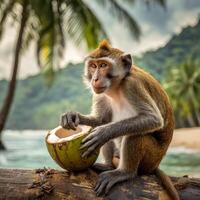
[
  {"left": 90, "top": 63, "right": 97, "bottom": 69},
  {"left": 100, "top": 63, "right": 107, "bottom": 68}
]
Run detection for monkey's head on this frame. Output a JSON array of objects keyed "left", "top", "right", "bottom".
[{"left": 84, "top": 40, "right": 132, "bottom": 94}]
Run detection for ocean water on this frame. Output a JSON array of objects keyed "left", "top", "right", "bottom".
[{"left": 0, "top": 130, "right": 200, "bottom": 177}]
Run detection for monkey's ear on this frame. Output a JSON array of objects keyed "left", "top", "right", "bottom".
[
  {"left": 98, "top": 39, "right": 111, "bottom": 51},
  {"left": 121, "top": 54, "right": 132, "bottom": 72}
]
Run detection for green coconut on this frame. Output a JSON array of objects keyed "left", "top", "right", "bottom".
[{"left": 46, "top": 125, "right": 99, "bottom": 171}]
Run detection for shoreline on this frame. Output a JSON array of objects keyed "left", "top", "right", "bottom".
[{"left": 3, "top": 127, "right": 200, "bottom": 150}]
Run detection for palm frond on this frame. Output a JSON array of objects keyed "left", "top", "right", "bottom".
[
  {"left": 21, "top": 11, "right": 38, "bottom": 52},
  {"left": 31, "top": 0, "right": 56, "bottom": 85},
  {"left": 0, "top": 0, "right": 15, "bottom": 39},
  {"left": 98, "top": 0, "right": 141, "bottom": 40},
  {"left": 55, "top": 0, "right": 65, "bottom": 58},
  {"left": 30, "top": 0, "right": 67, "bottom": 85},
  {"left": 64, "top": 0, "right": 108, "bottom": 49},
  {"left": 38, "top": 26, "right": 56, "bottom": 86},
  {"left": 164, "top": 58, "right": 200, "bottom": 123},
  {"left": 144, "top": 0, "right": 166, "bottom": 8},
  {"left": 152, "top": 0, "right": 166, "bottom": 7}
]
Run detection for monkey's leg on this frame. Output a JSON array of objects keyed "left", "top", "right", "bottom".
[
  {"left": 92, "top": 141, "right": 117, "bottom": 172},
  {"left": 137, "top": 136, "right": 180, "bottom": 200},
  {"left": 95, "top": 135, "right": 143, "bottom": 196},
  {"left": 138, "top": 135, "right": 167, "bottom": 175}
]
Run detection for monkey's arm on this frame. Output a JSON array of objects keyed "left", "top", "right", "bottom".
[
  {"left": 60, "top": 95, "right": 112, "bottom": 129},
  {"left": 81, "top": 82, "right": 164, "bottom": 157},
  {"left": 105, "top": 91, "right": 164, "bottom": 137},
  {"left": 78, "top": 114, "right": 107, "bottom": 128},
  {"left": 80, "top": 95, "right": 112, "bottom": 127},
  {"left": 104, "top": 107, "right": 163, "bottom": 137},
  {"left": 112, "top": 78, "right": 164, "bottom": 135}
]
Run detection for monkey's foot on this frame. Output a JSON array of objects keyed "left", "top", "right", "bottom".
[
  {"left": 91, "top": 163, "right": 114, "bottom": 173},
  {"left": 95, "top": 169, "right": 135, "bottom": 196}
]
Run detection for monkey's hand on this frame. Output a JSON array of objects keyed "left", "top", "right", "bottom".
[
  {"left": 80, "top": 126, "right": 110, "bottom": 158},
  {"left": 60, "top": 111, "right": 80, "bottom": 130}
]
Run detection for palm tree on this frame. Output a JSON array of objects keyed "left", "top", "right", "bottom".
[
  {"left": 164, "top": 60, "right": 200, "bottom": 128},
  {"left": 0, "top": 0, "right": 29, "bottom": 149},
  {"left": 0, "top": 0, "right": 166, "bottom": 149}
]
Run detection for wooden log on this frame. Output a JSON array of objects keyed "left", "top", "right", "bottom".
[{"left": 0, "top": 168, "right": 200, "bottom": 200}]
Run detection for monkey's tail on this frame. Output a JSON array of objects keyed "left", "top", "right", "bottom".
[{"left": 154, "top": 168, "right": 180, "bottom": 200}]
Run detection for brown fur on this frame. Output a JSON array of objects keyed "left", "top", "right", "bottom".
[
  {"left": 128, "top": 66, "right": 174, "bottom": 144},
  {"left": 88, "top": 40, "right": 123, "bottom": 60}
]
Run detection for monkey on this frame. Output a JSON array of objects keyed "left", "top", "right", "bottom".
[{"left": 60, "top": 40, "right": 180, "bottom": 200}]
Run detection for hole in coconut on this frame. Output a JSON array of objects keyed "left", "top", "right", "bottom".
[
  {"left": 55, "top": 126, "right": 82, "bottom": 138},
  {"left": 47, "top": 125, "right": 91, "bottom": 143}
]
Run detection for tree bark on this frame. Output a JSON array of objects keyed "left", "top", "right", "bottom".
[
  {"left": 0, "top": 0, "right": 29, "bottom": 150},
  {"left": 186, "top": 115, "right": 195, "bottom": 127},
  {"left": 0, "top": 168, "right": 199, "bottom": 200},
  {"left": 193, "top": 109, "right": 200, "bottom": 126}
]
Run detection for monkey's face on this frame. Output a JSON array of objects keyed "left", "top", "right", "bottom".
[
  {"left": 86, "top": 58, "right": 113, "bottom": 94},
  {"left": 84, "top": 40, "right": 132, "bottom": 94},
  {"left": 84, "top": 55, "right": 132, "bottom": 94}
]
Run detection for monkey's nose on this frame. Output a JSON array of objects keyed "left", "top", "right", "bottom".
[{"left": 92, "top": 78, "right": 104, "bottom": 88}]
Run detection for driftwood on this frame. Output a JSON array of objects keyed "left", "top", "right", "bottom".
[{"left": 0, "top": 168, "right": 200, "bottom": 200}]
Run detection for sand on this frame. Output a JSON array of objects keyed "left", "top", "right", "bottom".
[{"left": 170, "top": 127, "right": 200, "bottom": 150}]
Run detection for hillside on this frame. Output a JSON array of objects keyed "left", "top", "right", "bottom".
[
  {"left": 0, "top": 18, "right": 200, "bottom": 129},
  {"left": 0, "top": 63, "right": 92, "bottom": 129},
  {"left": 135, "top": 18, "right": 200, "bottom": 79}
]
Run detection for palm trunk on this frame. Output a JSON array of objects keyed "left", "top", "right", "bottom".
[
  {"left": 195, "top": 109, "right": 200, "bottom": 126},
  {"left": 186, "top": 115, "right": 195, "bottom": 127},
  {"left": 193, "top": 108, "right": 200, "bottom": 126},
  {"left": 0, "top": 0, "right": 28, "bottom": 150}
]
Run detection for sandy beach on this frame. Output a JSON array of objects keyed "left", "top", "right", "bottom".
[{"left": 171, "top": 127, "right": 200, "bottom": 150}]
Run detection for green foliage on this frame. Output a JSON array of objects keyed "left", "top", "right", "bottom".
[
  {"left": 0, "top": 63, "right": 92, "bottom": 129},
  {"left": 164, "top": 60, "right": 200, "bottom": 127}
]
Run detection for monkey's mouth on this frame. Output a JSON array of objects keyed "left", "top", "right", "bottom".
[{"left": 93, "top": 86, "right": 107, "bottom": 93}]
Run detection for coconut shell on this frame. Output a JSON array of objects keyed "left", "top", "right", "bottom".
[{"left": 45, "top": 125, "right": 99, "bottom": 171}]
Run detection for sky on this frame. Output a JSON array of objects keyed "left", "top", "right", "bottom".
[{"left": 0, "top": 0, "right": 200, "bottom": 80}]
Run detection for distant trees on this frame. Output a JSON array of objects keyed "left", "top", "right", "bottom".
[
  {"left": 135, "top": 17, "right": 200, "bottom": 81},
  {"left": 164, "top": 60, "right": 200, "bottom": 128},
  {"left": 0, "top": 0, "right": 166, "bottom": 149}
]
